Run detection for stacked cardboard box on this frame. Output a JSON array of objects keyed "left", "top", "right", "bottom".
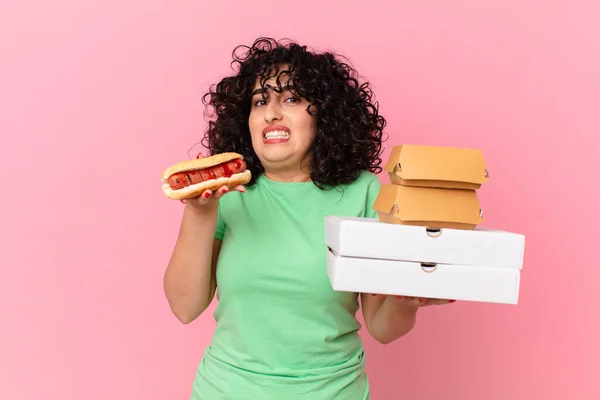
[
  {"left": 373, "top": 144, "right": 489, "bottom": 230},
  {"left": 324, "top": 144, "right": 526, "bottom": 305}
]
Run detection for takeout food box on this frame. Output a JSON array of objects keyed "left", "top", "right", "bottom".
[
  {"left": 324, "top": 216, "right": 525, "bottom": 304},
  {"left": 384, "top": 144, "right": 489, "bottom": 189},
  {"left": 372, "top": 184, "right": 483, "bottom": 230}
]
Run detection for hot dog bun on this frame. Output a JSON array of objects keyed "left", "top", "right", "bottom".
[{"left": 161, "top": 152, "right": 251, "bottom": 200}]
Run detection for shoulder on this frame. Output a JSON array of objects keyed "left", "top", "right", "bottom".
[
  {"left": 360, "top": 170, "right": 381, "bottom": 185},
  {"left": 326, "top": 171, "right": 381, "bottom": 218},
  {"left": 219, "top": 187, "right": 246, "bottom": 206},
  {"left": 342, "top": 170, "right": 381, "bottom": 191},
  {"left": 216, "top": 178, "right": 266, "bottom": 215},
  {"left": 215, "top": 187, "right": 245, "bottom": 215},
  {"left": 329, "top": 170, "right": 381, "bottom": 204}
]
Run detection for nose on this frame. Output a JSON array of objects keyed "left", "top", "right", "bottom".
[{"left": 264, "top": 100, "right": 282, "bottom": 122}]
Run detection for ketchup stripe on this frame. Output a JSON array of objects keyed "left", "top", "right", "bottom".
[{"left": 167, "top": 159, "right": 246, "bottom": 190}]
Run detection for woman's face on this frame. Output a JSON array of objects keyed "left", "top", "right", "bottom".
[{"left": 248, "top": 71, "right": 316, "bottom": 176}]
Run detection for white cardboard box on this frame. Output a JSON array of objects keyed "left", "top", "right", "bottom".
[{"left": 324, "top": 216, "right": 525, "bottom": 304}]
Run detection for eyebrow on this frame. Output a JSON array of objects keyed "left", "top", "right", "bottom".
[
  {"left": 251, "top": 84, "right": 296, "bottom": 96},
  {"left": 251, "top": 88, "right": 267, "bottom": 96}
]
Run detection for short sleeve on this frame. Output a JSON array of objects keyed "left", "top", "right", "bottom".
[
  {"left": 364, "top": 174, "right": 382, "bottom": 218},
  {"left": 214, "top": 204, "right": 226, "bottom": 241}
]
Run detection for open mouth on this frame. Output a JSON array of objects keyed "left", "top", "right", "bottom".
[
  {"left": 263, "top": 125, "right": 291, "bottom": 143},
  {"left": 264, "top": 130, "right": 290, "bottom": 140}
]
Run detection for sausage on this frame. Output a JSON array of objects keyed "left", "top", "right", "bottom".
[{"left": 167, "top": 159, "right": 246, "bottom": 190}]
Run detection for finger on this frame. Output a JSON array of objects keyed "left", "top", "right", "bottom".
[
  {"left": 194, "top": 189, "right": 213, "bottom": 205},
  {"left": 211, "top": 185, "right": 230, "bottom": 200},
  {"left": 233, "top": 184, "right": 247, "bottom": 193},
  {"left": 415, "top": 297, "right": 427, "bottom": 306},
  {"left": 394, "top": 295, "right": 426, "bottom": 306},
  {"left": 426, "top": 298, "right": 456, "bottom": 306}
]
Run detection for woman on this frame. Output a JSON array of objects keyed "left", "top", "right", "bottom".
[{"left": 164, "top": 37, "right": 452, "bottom": 400}]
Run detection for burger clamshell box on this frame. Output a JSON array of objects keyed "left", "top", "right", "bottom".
[
  {"left": 372, "top": 184, "right": 484, "bottom": 230},
  {"left": 324, "top": 216, "right": 525, "bottom": 304},
  {"left": 384, "top": 144, "right": 490, "bottom": 189}
]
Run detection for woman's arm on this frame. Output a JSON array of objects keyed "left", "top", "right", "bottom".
[
  {"left": 163, "top": 203, "right": 221, "bottom": 324},
  {"left": 361, "top": 293, "right": 453, "bottom": 344},
  {"left": 163, "top": 183, "right": 244, "bottom": 324},
  {"left": 360, "top": 294, "right": 418, "bottom": 344}
]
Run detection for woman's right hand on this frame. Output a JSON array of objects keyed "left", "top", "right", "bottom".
[{"left": 182, "top": 184, "right": 246, "bottom": 212}]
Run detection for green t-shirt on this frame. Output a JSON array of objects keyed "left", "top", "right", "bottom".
[{"left": 190, "top": 171, "right": 381, "bottom": 400}]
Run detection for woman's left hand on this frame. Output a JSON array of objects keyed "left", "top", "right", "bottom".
[
  {"left": 362, "top": 294, "right": 456, "bottom": 343},
  {"left": 389, "top": 295, "right": 455, "bottom": 308}
]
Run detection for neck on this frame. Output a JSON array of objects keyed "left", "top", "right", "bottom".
[
  {"left": 263, "top": 169, "right": 312, "bottom": 183},
  {"left": 262, "top": 155, "right": 313, "bottom": 182}
]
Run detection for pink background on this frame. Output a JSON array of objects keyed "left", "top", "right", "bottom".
[{"left": 1, "top": 0, "right": 598, "bottom": 399}]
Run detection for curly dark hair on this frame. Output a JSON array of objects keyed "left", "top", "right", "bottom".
[{"left": 199, "top": 37, "right": 387, "bottom": 189}]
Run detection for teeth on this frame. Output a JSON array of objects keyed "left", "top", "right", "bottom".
[{"left": 264, "top": 130, "right": 290, "bottom": 140}]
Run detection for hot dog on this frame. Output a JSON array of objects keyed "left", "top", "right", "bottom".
[{"left": 161, "top": 152, "right": 251, "bottom": 200}]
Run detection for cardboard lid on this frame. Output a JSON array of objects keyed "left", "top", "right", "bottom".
[
  {"left": 372, "top": 184, "right": 483, "bottom": 226},
  {"left": 383, "top": 145, "right": 489, "bottom": 188},
  {"left": 324, "top": 215, "right": 525, "bottom": 270},
  {"left": 326, "top": 247, "right": 521, "bottom": 304}
]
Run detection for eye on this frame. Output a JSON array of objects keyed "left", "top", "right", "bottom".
[
  {"left": 285, "top": 96, "right": 299, "bottom": 103},
  {"left": 253, "top": 99, "right": 267, "bottom": 107}
]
